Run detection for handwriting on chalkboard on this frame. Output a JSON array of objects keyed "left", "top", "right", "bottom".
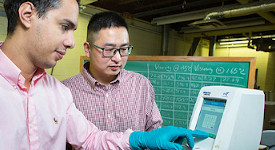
[
  {"left": 153, "top": 63, "right": 247, "bottom": 76},
  {"left": 194, "top": 64, "right": 213, "bottom": 74},
  {"left": 124, "top": 60, "right": 250, "bottom": 128}
]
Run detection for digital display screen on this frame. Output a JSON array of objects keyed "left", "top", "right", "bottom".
[{"left": 195, "top": 98, "right": 226, "bottom": 138}]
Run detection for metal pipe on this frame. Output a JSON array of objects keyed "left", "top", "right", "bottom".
[{"left": 204, "top": 2, "right": 275, "bottom": 20}]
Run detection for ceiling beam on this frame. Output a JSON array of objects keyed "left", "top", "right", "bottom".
[
  {"left": 183, "top": 25, "right": 275, "bottom": 37},
  {"left": 133, "top": 0, "right": 227, "bottom": 18},
  {"left": 119, "top": 0, "right": 138, "bottom": 5},
  {"left": 181, "top": 17, "right": 266, "bottom": 33},
  {"left": 236, "top": 0, "right": 275, "bottom": 24},
  {"left": 80, "top": 0, "right": 98, "bottom": 5},
  {"left": 258, "top": 12, "right": 275, "bottom": 23},
  {"left": 79, "top": 5, "right": 106, "bottom": 16},
  {"left": 133, "top": 5, "right": 182, "bottom": 18},
  {"left": 134, "top": 0, "right": 179, "bottom": 11}
]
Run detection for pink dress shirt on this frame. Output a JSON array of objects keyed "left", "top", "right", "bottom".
[
  {"left": 0, "top": 42, "right": 132, "bottom": 150},
  {"left": 62, "top": 62, "right": 163, "bottom": 132}
]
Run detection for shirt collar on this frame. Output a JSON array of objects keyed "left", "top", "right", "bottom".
[
  {"left": 115, "top": 68, "right": 124, "bottom": 83},
  {"left": 81, "top": 62, "right": 97, "bottom": 86},
  {"left": 0, "top": 42, "right": 46, "bottom": 87},
  {"left": 81, "top": 61, "right": 121, "bottom": 86}
]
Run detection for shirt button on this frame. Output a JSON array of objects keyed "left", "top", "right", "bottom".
[
  {"left": 108, "top": 115, "right": 111, "bottom": 118},
  {"left": 30, "top": 124, "right": 33, "bottom": 128},
  {"left": 106, "top": 93, "right": 109, "bottom": 97}
]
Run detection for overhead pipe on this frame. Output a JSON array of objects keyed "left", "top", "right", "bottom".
[
  {"left": 152, "top": 1, "right": 272, "bottom": 25},
  {"left": 204, "top": 2, "right": 275, "bottom": 20}
]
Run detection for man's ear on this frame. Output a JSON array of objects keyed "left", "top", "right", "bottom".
[
  {"left": 18, "top": 2, "right": 35, "bottom": 29},
  {"left": 84, "top": 42, "right": 91, "bottom": 58}
]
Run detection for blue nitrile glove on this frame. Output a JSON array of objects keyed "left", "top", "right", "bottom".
[{"left": 129, "top": 126, "right": 209, "bottom": 150}]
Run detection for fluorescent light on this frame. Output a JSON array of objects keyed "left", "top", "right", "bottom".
[
  {"left": 220, "top": 40, "right": 249, "bottom": 45},
  {"left": 217, "top": 44, "right": 249, "bottom": 48}
]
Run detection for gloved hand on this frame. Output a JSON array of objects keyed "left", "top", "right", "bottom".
[{"left": 129, "top": 126, "right": 209, "bottom": 150}]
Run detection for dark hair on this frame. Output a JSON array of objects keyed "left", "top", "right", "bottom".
[
  {"left": 4, "top": 0, "right": 80, "bottom": 35},
  {"left": 87, "top": 11, "right": 128, "bottom": 42}
]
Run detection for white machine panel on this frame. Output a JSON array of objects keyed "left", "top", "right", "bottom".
[{"left": 186, "top": 86, "right": 265, "bottom": 150}]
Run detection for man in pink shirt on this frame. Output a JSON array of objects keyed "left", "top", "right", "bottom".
[
  {"left": 62, "top": 12, "right": 163, "bottom": 133},
  {"left": 0, "top": 0, "right": 208, "bottom": 149}
]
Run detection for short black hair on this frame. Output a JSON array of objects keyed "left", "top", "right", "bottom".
[
  {"left": 4, "top": 0, "right": 80, "bottom": 35},
  {"left": 87, "top": 11, "right": 128, "bottom": 42}
]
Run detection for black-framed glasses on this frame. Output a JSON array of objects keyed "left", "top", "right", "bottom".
[{"left": 89, "top": 42, "right": 133, "bottom": 57}]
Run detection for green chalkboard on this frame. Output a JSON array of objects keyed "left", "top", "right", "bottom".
[{"left": 124, "top": 56, "right": 256, "bottom": 128}]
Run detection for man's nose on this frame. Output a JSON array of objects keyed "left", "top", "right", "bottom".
[
  {"left": 64, "top": 32, "right": 75, "bottom": 49},
  {"left": 111, "top": 49, "right": 122, "bottom": 62}
]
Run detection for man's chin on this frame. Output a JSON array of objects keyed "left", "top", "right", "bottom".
[
  {"left": 42, "top": 62, "right": 57, "bottom": 69},
  {"left": 108, "top": 70, "right": 120, "bottom": 76}
]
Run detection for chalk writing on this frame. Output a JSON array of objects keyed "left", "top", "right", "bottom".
[
  {"left": 175, "top": 82, "right": 189, "bottom": 88},
  {"left": 125, "top": 60, "right": 250, "bottom": 128},
  {"left": 176, "top": 74, "right": 190, "bottom": 81},
  {"left": 194, "top": 64, "right": 213, "bottom": 74}
]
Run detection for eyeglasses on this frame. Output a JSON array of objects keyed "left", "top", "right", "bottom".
[{"left": 89, "top": 42, "right": 133, "bottom": 57}]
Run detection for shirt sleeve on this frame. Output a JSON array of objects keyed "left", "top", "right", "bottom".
[
  {"left": 145, "top": 79, "right": 163, "bottom": 131},
  {"left": 66, "top": 102, "right": 133, "bottom": 150}
]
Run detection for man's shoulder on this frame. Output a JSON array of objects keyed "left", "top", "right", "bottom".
[
  {"left": 43, "top": 74, "right": 71, "bottom": 92},
  {"left": 61, "top": 73, "right": 84, "bottom": 85},
  {"left": 42, "top": 74, "right": 73, "bottom": 105}
]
